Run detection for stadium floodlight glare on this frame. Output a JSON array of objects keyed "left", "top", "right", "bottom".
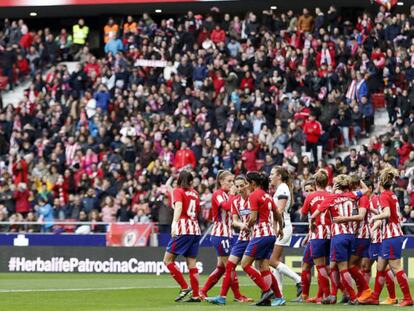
[
  {"left": 29, "top": 12, "right": 37, "bottom": 16},
  {"left": 397, "top": 2, "right": 404, "bottom": 5},
  {"left": 270, "top": 6, "right": 277, "bottom": 10},
  {"left": 155, "top": 9, "right": 162, "bottom": 13}
]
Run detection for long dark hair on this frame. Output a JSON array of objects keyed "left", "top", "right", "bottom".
[
  {"left": 246, "top": 171, "right": 268, "bottom": 191},
  {"left": 177, "top": 170, "right": 193, "bottom": 190}
]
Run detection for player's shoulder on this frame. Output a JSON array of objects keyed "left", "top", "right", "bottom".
[{"left": 276, "top": 183, "right": 290, "bottom": 193}]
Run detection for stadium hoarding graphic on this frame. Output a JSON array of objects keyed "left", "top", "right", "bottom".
[
  {"left": 2, "top": 246, "right": 414, "bottom": 276},
  {"left": 0, "top": 0, "right": 234, "bottom": 7}
]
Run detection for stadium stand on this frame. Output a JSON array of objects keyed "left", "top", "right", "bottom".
[{"left": 0, "top": 5, "right": 413, "bottom": 235}]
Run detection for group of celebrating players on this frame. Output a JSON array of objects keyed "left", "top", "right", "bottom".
[{"left": 163, "top": 165, "right": 414, "bottom": 307}]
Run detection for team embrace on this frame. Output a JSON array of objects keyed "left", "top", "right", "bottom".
[{"left": 163, "top": 166, "right": 413, "bottom": 307}]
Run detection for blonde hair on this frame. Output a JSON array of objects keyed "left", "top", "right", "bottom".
[
  {"left": 216, "top": 170, "right": 233, "bottom": 190},
  {"left": 379, "top": 166, "right": 399, "bottom": 189},
  {"left": 333, "top": 174, "right": 351, "bottom": 191}
]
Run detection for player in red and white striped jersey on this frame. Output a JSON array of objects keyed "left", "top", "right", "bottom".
[
  {"left": 205, "top": 175, "right": 253, "bottom": 305},
  {"left": 301, "top": 170, "right": 331, "bottom": 302},
  {"left": 313, "top": 174, "right": 369, "bottom": 304},
  {"left": 333, "top": 175, "right": 372, "bottom": 300},
  {"left": 201, "top": 170, "right": 247, "bottom": 302},
  {"left": 362, "top": 167, "right": 413, "bottom": 307},
  {"left": 163, "top": 170, "right": 202, "bottom": 303},
  {"left": 362, "top": 188, "right": 397, "bottom": 305},
  {"left": 241, "top": 172, "right": 284, "bottom": 306}
]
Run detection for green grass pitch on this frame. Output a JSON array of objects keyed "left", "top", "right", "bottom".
[{"left": 0, "top": 273, "right": 412, "bottom": 310}]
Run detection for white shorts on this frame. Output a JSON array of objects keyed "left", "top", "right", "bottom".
[{"left": 275, "top": 224, "right": 293, "bottom": 247}]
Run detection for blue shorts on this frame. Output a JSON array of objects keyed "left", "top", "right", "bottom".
[
  {"left": 230, "top": 240, "right": 249, "bottom": 258},
  {"left": 310, "top": 239, "right": 330, "bottom": 259},
  {"left": 369, "top": 243, "right": 381, "bottom": 261},
  {"left": 210, "top": 236, "right": 232, "bottom": 257},
  {"left": 352, "top": 238, "right": 370, "bottom": 258},
  {"left": 303, "top": 243, "right": 313, "bottom": 265},
  {"left": 330, "top": 234, "right": 354, "bottom": 263},
  {"left": 244, "top": 236, "right": 276, "bottom": 260},
  {"left": 380, "top": 236, "right": 403, "bottom": 260},
  {"left": 167, "top": 235, "right": 201, "bottom": 258}
]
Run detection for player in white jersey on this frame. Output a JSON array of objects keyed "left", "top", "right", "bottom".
[{"left": 269, "top": 166, "right": 302, "bottom": 297}]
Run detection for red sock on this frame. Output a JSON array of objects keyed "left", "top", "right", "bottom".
[
  {"left": 220, "top": 261, "right": 235, "bottom": 297},
  {"left": 362, "top": 269, "right": 371, "bottom": 285},
  {"left": 301, "top": 270, "right": 311, "bottom": 297},
  {"left": 317, "top": 284, "right": 323, "bottom": 298},
  {"left": 189, "top": 267, "right": 199, "bottom": 297},
  {"left": 202, "top": 266, "right": 225, "bottom": 294},
  {"left": 230, "top": 271, "right": 242, "bottom": 298},
  {"left": 243, "top": 265, "right": 269, "bottom": 292},
  {"left": 339, "top": 269, "right": 357, "bottom": 300},
  {"left": 385, "top": 269, "right": 396, "bottom": 299},
  {"left": 167, "top": 263, "right": 188, "bottom": 289},
  {"left": 316, "top": 265, "right": 330, "bottom": 298},
  {"left": 349, "top": 266, "right": 369, "bottom": 295},
  {"left": 330, "top": 268, "right": 340, "bottom": 296},
  {"left": 261, "top": 270, "right": 282, "bottom": 298},
  {"left": 372, "top": 270, "right": 385, "bottom": 300},
  {"left": 396, "top": 270, "right": 413, "bottom": 301}
]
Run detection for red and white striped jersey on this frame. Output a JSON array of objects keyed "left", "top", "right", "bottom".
[
  {"left": 380, "top": 190, "right": 404, "bottom": 240},
  {"left": 355, "top": 194, "right": 370, "bottom": 239},
  {"left": 211, "top": 189, "right": 234, "bottom": 238},
  {"left": 301, "top": 190, "right": 331, "bottom": 240},
  {"left": 368, "top": 195, "right": 382, "bottom": 243},
  {"left": 172, "top": 187, "right": 201, "bottom": 235},
  {"left": 249, "top": 189, "right": 276, "bottom": 238},
  {"left": 232, "top": 195, "right": 251, "bottom": 241},
  {"left": 319, "top": 191, "right": 361, "bottom": 237}
]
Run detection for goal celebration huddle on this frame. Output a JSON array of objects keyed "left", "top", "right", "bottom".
[{"left": 162, "top": 166, "right": 413, "bottom": 307}]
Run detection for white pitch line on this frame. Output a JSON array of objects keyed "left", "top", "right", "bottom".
[
  {"left": 0, "top": 282, "right": 294, "bottom": 293},
  {"left": 0, "top": 286, "right": 176, "bottom": 293}
]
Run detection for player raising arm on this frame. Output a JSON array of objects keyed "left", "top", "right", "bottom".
[
  {"left": 163, "top": 170, "right": 202, "bottom": 303},
  {"left": 361, "top": 167, "right": 413, "bottom": 307}
]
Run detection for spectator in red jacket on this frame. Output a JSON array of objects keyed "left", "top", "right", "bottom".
[
  {"left": 12, "top": 158, "right": 28, "bottom": 186},
  {"left": 242, "top": 141, "right": 259, "bottom": 171},
  {"left": 174, "top": 142, "right": 196, "bottom": 170},
  {"left": 303, "top": 113, "right": 322, "bottom": 162},
  {"left": 316, "top": 42, "right": 336, "bottom": 68},
  {"left": 397, "top": 137, "right": 413, "bottom": 166},
  {"left": 16, "top": 55, "right": 29, "bottom": 77},
  {"left": 14, "top": 183, "right": 31, "bottom": 216},
  {"left": 84, "top": 56, "right": 101, "bottom": 78},
  {"left": 210, "top": 25, "right": 225, "bottom": 44}
]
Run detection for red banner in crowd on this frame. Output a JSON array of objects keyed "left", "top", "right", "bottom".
[
  {"left": 106, "top": 223, "right": 153, "bottom": 247},
  {"left": 0, "top": 0, "right": 232, "bottom": 7}
]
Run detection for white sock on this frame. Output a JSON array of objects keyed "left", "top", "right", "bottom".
[
  {"left": 276, "top": 262, "right": 301, "bottom": 284},
  {"left": 273, "top": 268, "right": 284, "bottom": 293}
]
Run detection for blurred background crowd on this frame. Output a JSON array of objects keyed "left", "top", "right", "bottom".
[{"left": 0, "top": 4, "right": 414, "bottom": 234}]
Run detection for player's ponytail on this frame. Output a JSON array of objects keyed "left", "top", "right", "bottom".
[
  {"left": 379, "top": 166, "right": 399, "bottom": 190},
  {"left": 177, "top": 169, "right": 194, "bottom": 190},
  {"left": 259, "top": 172, "right": 270, "bottom": 192},
  {"left": 314, "top": 169, "right": 328, "bottom": 189}
]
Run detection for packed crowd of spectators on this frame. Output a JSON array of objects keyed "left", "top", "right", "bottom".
[{"left": 0, "top": 4, "right": 414, "bottom": 234}]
